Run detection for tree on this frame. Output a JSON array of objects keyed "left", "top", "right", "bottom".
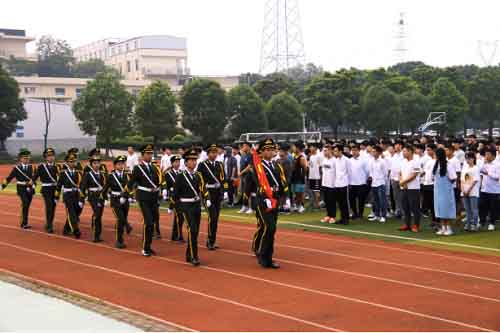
[
  {"left": 72, "top": 70, "right": 133, "bottom": 156},
  {"left": 72, "top": 59, "right": 108, "bottom": 78},
  {"left": 0, "top": 56, "right": 37, "bottom": 76},
  {"left": 36, "top": 35, "right": 74, "bottom": 77},
  {"left": 388, "top": 61, "right": 428, "bottom": 76},
  {"left": 42, "top": 98, "right": 53, "bottom": 151},
  {"left": 409, "top": 65, "right": 441, "bottom": 95},
  {"left": 0, "top": 68, "right": 26, "bottom": 152},
  {"left": 179, "top": 79, "right": 227, "bottom": 142},
  {"left": 361, "top": 84, "right": 400, "bottom": 136},
  {"left": 253, "top": 73, "right": 293, "bottom": 102},
  {"left": 265, "top": 92, "right": 303, "bottom": 132},
  {"left": 238, "top": 73, "right": 263, "bottom": 86},
  {"left": 468, "top": 67, "right": 500, "bottom": 136},
  {"left": 399, "top": 90, "right": 430, "bottom": 133},
  {"left": 135, "top": 80, "right": 177, "bottom": 149},
  {"left": 226, "top": 85, "right": 267, "bottom": 138},
  {"left": 384, "top": 75, "right": 420, "bottom": 95},
  {"left": 429, "top": 78, "right": 468, "bottom": 134}
]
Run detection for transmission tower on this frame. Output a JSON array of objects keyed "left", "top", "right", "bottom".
[
  {"left": 259, "top": 0, "right": 306, "bottom": 74},
  {"left": 393, "top": 12, "right": 409, "bottom": 64},
  {"left": 477, "top": 40, "right": 499, "bottom": 66}
]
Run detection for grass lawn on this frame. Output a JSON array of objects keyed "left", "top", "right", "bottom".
[{"left": 2, "top": 188, "right": 499, "bottom": 257}]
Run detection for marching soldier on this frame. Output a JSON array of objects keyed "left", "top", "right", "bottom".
[
  {"left": 128, "top": 144, "right": 167, "bottom": 257},
  {"left": 34, "top": 148, "right": 60, "bottom": 233},
  {"left": 1, "top": 149, "right": 36, "bottom": 229},
  {"left": 62, "top": 148, "right": 84, "bottom": 219},
  {"left": 103, "top": 155, "right": 133, "bottom": 249},
  {"left": 84, "top": 148, "right": 109, "bottom": 175},
  {"left": 165, "top": 155, "right": 185, "bottom": 242},
  {"left": 56, "top": 153, "right": 83, "bottom": 239},
  {"left": 80, "top": 153, "right": 107, "bottom": 242},
  {"left": 173, "top": 149, "right": 210, "bottom": 266},
  {"left": 196, "top": 144, "right": 228, "bottom": 250},
  {"left": 251, "top": 138, "right": 290, "bottom": 269}
]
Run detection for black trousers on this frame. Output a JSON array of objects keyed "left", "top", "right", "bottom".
[
  {"left": 479, "top": 192, "right": 499, "bottom": 226},
  {"left": 171, "top": 207, "right": 185, "bottom": 241},
  {"left": 349, "top": 184, "right": 368, "bottom": 218},
  {"left": 17, "top": 188, "right": 33, "bottom": 227},
  {"left": 111, "top": 199, "right": 129, "bottom": 244},
  {"left": 227, "top": 181, "right": 235, "bottom": 205},
  {"left": 206, "top": 189, "right": 222, "bottom": 246},
  {"left": 334, "top": 187, "right": 349, "bottom": 222},
  {"left": 322, "top": 187, "right": 336, "bottom": 218},
  {"left": 41, "top": 189, "right": 56, "bottom": 231},
  {"left": 254, "top": 204, "right": 278, "bottom": 266},
  {"left": 421, "top": 185, "right": 436, "bottom": 221},
  {"left": 138, "top": 199, "right": 159, "bottom": 252},
  {"left": 402, "top": 189, "right": 421, "bottom": 227},
  {"left": 63, "top": 193, "right": 81, "bottom": 236},
  {"left": 179, "top": 203, "right": 201, "bottom": 261},
  {"left": 89, "top": 195, "right": 104, "bottom": 241}
]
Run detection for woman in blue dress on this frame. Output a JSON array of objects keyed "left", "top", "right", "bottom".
[{"left": 433, "top": 148, "right": 457, "bottom": 236}]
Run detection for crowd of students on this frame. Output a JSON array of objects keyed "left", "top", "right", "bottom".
[{"left": 146, "top": 134, "right": 500, "bottom": 236}]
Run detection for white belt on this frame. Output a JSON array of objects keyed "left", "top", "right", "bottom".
[
  {"left": 180, "top": 197, "right": 200, "bottom": 203},
  {"left": 137, "top": 186, "right": 159, "bottom": 193},
  {"left": 42, "top": 183, "right": 57, "bottom": 187},
  {"left": 88, "top": 187, "right": 102, "bottom": 192},
  {"left": 206, "top": 183, "right": 221, "bottom": 189},
  {"left": 63, "top": 188, "right": 78, "bottom": 193},
  {"left": 16, "top": 181, "right": 28, "bottom": 185},
  {"left": 111, "top": 191, "right": 122, "bottom": 196}
]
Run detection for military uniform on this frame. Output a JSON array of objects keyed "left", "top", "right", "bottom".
[
  {"left": 84, "top": 148, "right": 109, "bottom": 175},
  {"left": 61, "top": 148, "right": 84, "bottom": 219},
  {"left": 173, "top": 149, "right": 209, "bottom": 266},
  {"left": 33, "top": 148, "right": 60, "bottom": 233},
  {"left": 80, "top": 156, "right": 107, "bottom": 242},
  {"left": 128, "top": 144, "right": 167, "bottom": 256},
  {"left": 56, "top": 153, "right": 83, "bottom": 238},
  {"left": 1, "top": 149, "right": 36, "bottom": 229},
  {"left": 165, "top": 155, "right": 185, "bottom": 241},
  {"left": 196, "top": 144, "right": 228, "bottom": 249},
  {"left": 103, "top": 155, "right": 132, "bottom": 248},
  {"left": 251, "top": 139, "right": 289, "bottom": 269}
]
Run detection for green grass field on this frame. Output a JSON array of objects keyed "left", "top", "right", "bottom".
[{"left": 1, "top": 187, "right": 499, "bottom": 257}]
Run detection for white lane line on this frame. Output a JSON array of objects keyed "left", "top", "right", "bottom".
[
  {"left": 0, "top": 240, "right": 341, "bottom": 332},
  {"left": 0, "top": 226, "right": 494, "bottom": 332},
  {"left": 0, "top": 268, "right": 197, "bottom": 332}
]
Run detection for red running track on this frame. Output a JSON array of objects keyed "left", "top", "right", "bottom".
[{"left": 0, "top": 193, "right": 499, "bottom": 331}]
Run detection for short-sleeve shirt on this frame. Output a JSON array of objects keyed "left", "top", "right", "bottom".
[{"left": 400, "top": 157, "right": 421, "bottom": 190}]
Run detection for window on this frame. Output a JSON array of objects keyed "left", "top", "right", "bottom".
[
  {"left": 55, "top": 88, "right": 66, "bottom": 96},
  {"left": 135, "top": 59, "right": 139, "bottom": 71},
  {"left": 76, "top": 88, "right": 83, "bottom": 97},
  {"left": 134, "top": 40, "right": 138, "bottom": 49},
  {"left": 24, "top": 87, "right": 36, "bottom": 94},
  {"left": 127, "top": 61, "right": 131, "bottom": 73},
  {"left": 126, "top": 43, "right": 129, "bottom": 52},
  {"left": 15, "top": 126, "right": 24, "bottom": 138}
]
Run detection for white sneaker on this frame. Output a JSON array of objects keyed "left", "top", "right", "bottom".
[
  {"left": 367, "top": 213, "right": 375, "bottom": 219},
  {"left": 368, "top": 216, "right": 379, "bottom": 222},
  {"left": 488, "top": 224, "right": 496, "bottom": 231},
  {"left": 386, "top": 212, "right": 393, "bottom": 218},
  {"left": 379, "top": 217, "right": 386, "bottom": 223},
  {"left": 297, "top": 206, "right": 305, "bottom": 214},
  {"left": 238, "top": 206, "right": 248, "bottom": 214},
  {"left": 436, "top": 226, "right": 445, "bottom": 235},
  {"left": 245, "top": 208, "right": 254, "bottom": 215},
  {"left": 444, "top": 226, "right": 454, "bottom": 236},
  {"left": 291, "top": 205, "right": 298, "bottom": 212}
]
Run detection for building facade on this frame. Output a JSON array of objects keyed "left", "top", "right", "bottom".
[{"left": 0, "top": 29, "right": 35, "bottom": 60}]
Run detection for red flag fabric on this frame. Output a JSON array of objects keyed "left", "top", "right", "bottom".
[{"left": 252, "top": 148, "right": 277, "bottom": 211}]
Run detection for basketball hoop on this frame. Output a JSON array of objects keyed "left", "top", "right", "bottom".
[{"left": 418, "top": 112, "right": 446, "bottom": 133}]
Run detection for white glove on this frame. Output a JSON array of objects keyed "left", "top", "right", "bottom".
[
  {"left": 120, "top": 197, "right": 127, "bottom": 205},
  {"left": 162, "top": 189, "right": 168, "bottom": 197},
  {"left": 128, "top": 198, "right": 134, "bottom": 204},
  {"left": 166, "top": 208, "right": 173, "bottom": 214},
  {"left": 223, "top": 192, "right": 229, "bottom": 201},
  {"left": 163, "top": 194, "right": 168, "bottom": 201},
  {"left": 206, "top": 199, "right": 212, "bottom": 208},
  {"left": 54, "top": 199, "right": 58, "bottom": 205},
  {"left": 264, "top": 199, "right": 272, "bottom": 209},
  {"left": 104, "top": 200, "right": 109, "bottom": 207},
  {"left": 78, "top": 201, "right": 83, "bottom": 209},
  {"left": 97, "top": 202, "right": 103, "bottom": 208},
  {"left": 284, "top": 198, "right": 291, "bottom": 210}
]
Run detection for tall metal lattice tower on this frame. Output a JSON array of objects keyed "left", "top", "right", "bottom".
[
  {"left": 477, "top": 40, "right": 499, "bottom": 66},
  {"left": 393, "top": 12, "right": 409, "bottom": 64},
  {"left": 259, "top": 0, "right": 306, "bottom": 74}
]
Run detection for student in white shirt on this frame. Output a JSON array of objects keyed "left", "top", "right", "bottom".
[
  {"left": 348, "top": 144, "right": 369, "bottom": 219},
  {"left": 421, "top": 144, "right": 437, "bottom": 226},
  {"left": 320, "top": 145, "right": 336, "bottom": 224},
  {"left": 126, "top": 146, "right": 139, "bottom": 171},
  {"left": 461, "top": 152, "right": 480, "bottom": 232},
  {"left": 160, "top": 147, "right": 172, "bottom": 173},
  {"left": 445, "top": 144, "right": 463, "bottom": 216},
  {"left": 389, "top": 141, "right": 404, "bottom": 218},
  {"left": 398, "top": 145, "right": 422, "bottom": 232},
  {"left": 479, "top": 147, "right": 500, "bottom": 231},
  {"left": 368, "top": 146, "right": 388, "bottom": 222},
  {"left": 333, "top": 145, "right": 350, "bottom": 225},
  {"left": 308, "top": 143, "right": 323, "bottom": 209}
]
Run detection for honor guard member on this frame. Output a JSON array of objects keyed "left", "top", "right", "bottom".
[
  {"left": 103, "top": 155, "right": 133, "bottom": 249},
  {"left": 63, "top": 148, "right": 84, "bottom": 172},
  {"left": 56, "top": 153, "right": 83, "bottom": 239},
  {"left": 128, "top": 144, "right": 167, "bottom": 257},
  {"left": 165, "top": 155, "right": 185, "bottom": 242},
  {"left": 80, "top": 153, "right": 107, "bottom": 242},
  {"left": 196, "top": 144, "right": 228, "bottom": 250},
  {"left": 173, "top": 149, "right": 209, "bottom": 266},
  {"left": 251, "top": 138, "right": 290, "bottom": 269},
  {"left": 84, "top": 148, "right": 109, "bottom": 175},
  {"left": 34, "top": 148, "right": 60, "bottom": 233},
  {"left": 1, "top": 149, "right": 36, "bottom": 229}
]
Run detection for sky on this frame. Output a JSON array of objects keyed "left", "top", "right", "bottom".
[{"left": 3, "top": 0, "right": 500, "bottom": 75}]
